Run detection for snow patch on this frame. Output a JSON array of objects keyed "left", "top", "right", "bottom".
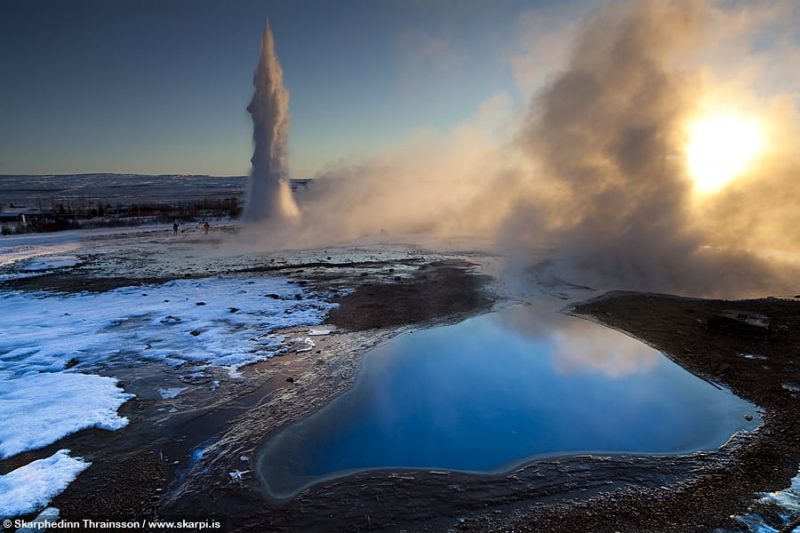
[
  {"left": 16, "top": 507, "right": 60, "bottom": 533},
  {"left": 0, "top": 450, "right": 90, "bottom": 518},
  {"left": 0, "top": 373, "right": 132, "bottom": 459},
  {"left": 159, "top": 387, "right": 187, "bottom": 400},
  {"left": 0, "top": 275, "right": 339, "bottom": 376},
  {"left": 760, "top": 470, "right": 800, "bottom": 513},
  {"left": 19, "top": 256, "right": 80, "bottom": 272},
  {"left": 229, "top": 469, "right": 250, "bottom": 482},
  {"left": 736, "top": 468, "right": 800, "bottom": 532}
]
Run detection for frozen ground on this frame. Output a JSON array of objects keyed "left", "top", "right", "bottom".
[
  {"left": 0, "top": 225, "right": 174, "bottom": 268},
  {"left": 0, "top": 275, "right": 341, "bottom": 375},
  {"left": 0, "top": 225, "right": 362, "bottom": 518},
  {"left": 736, "top": 469, "right": 800, "bottom": 532},
  {"left": 0, "top": 373, "right": 131, "bottom": 459},
  {"left": 0, "top": 450, "right": 90, "bottom": 517}
]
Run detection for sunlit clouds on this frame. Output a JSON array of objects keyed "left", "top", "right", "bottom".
[{"left": 685, "top": 114, "right": 764, "bottom": 194}]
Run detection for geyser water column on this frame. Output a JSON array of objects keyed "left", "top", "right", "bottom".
[{"left": 243, "top": 21, "right": 300, "bottom": 224}]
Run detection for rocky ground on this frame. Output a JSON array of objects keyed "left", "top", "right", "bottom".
[
  {"left": 155, "top": 292, "right": 800, "bottom": 532},
  {"left": 27, "top": 256, "right": 496, "bottom": 531},
  {"left": 3, "top": 235, "right": 799, "bottom": 532}
]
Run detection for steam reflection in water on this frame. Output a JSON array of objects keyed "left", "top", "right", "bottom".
[{"left": 257, "top": 304, "right": 758, "bottom": 500}]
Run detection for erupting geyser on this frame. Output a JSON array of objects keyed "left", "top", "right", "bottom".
[{"left": 243, "top": 21, "right": 300, "bottom": 224}]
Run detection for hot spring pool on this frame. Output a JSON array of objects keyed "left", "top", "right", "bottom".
[{"left": 256, "top": 304, "right": 758, "bottom": 500}]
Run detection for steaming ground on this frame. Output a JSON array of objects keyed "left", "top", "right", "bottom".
[
  {"left": 3, "top": 0, "right": 800, "bottom": 528},
  {"left": 0, "top": 226, "right": 344, "bottom": 518},
  {"left": 1, "top": 223, "right": 799, "bottom": 531},
  {"left": 0, "top": 223, "right": 492, "bottom": 521},
  {"left": 258, "top": 0, "right": 800, "bottom": 299}
]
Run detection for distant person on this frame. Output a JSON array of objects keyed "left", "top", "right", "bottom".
[
  {"left": 203, "top": 222, "right": 210, "bottom": 235},
  {"left": 173, "top": 222, "right": 179, "bottom": 235}
]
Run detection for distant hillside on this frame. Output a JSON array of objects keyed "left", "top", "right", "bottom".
[
  {"left": 0, "top": 174, "right": 246, "bottom": 206},
  {"left": 0, "top": 174, "right": 312, "bottom": 233},
  {"left": 0, "top": 174, "right": 312, "bottom": 207}
]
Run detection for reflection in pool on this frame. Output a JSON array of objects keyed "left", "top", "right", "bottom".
[{"left": 257, "top": 304, "right": 758, "bottom": 500}]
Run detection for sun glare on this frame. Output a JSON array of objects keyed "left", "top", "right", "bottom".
[{"left": 685, "top": 114, "right": 764, "bottom": 194}]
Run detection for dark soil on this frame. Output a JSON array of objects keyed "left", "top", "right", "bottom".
[{"left": 325, "top": 261, "right": 494, "bottom": 331}]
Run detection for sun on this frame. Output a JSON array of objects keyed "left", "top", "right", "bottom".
[{"left": 685, "top": 114, "right": 764, "bottom": 194}]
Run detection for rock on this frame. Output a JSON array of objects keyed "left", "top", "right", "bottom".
[
  {"left": 707, "top": 310, "right": 772, "bottom": 338},
  {"left": 286, "top": 377, "right": 295, "bottom": 383},
  {"left": 195, "top": 301, "right": 206, "bottom": 306}
]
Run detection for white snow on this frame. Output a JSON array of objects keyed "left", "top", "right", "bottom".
[
  {"left": 228, "top": 469, "right": 250, "bottom": 481},
  {"left": 293, "top": 337, "right": 315, "bottom": 353},
  {"left": 15, "top": 507, "right": 60, "bottom": 533},
  {"left": 159, "top": 387, "right": 187, "bottom": 399},
  {"left": 0, "top": 275, "right": 339, "bottom": 376},
  {"left": 0, "top": 271, "right": 340, "bottom": 508},
  {"left": 19, "top": 255, "right": 80, "bottom": 272},
  {"left": 308, "top": 327, "right": 333, "bottom": 336},
  {"left": 760, "top": 469, "right": 800, "bottom": 513},
  {"left": 0, "top": 274, "right": 339, "bottom": 460},
  {"left": 0, "top": 372, "right": 132, "bottom": 459},
  {"left": 0, "top": 450, "right": 90, "bottom": 517},
  {"left": 736, "top": 468, "right": 800, "bottom": 532},
  {"left": 741, "top": 353, "right": 768, "bottom": 361}
]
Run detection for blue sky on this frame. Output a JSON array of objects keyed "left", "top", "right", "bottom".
[{"left": 0, "top": 0, "right": 564, "bottom": 176}]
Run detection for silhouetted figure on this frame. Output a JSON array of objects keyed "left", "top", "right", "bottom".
[
  {"left": 203, "top": 222, "right": 210, "bottom": 235},
  {"left": 173, "top": 222, "right": 179, "bottom": 235}
]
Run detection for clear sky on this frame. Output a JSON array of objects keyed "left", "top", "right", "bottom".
[{"left": 0, "top": 0, "right": 568, "bottom": 177}]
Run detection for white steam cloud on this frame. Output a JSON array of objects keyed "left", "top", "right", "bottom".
[{"left": 244, "top": 2, "right": 800, "bottom": 297}]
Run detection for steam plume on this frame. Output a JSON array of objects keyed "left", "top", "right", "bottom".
[
  {"left": 242, "top": 2, "right": 800, "bottom": 297},
  {"left": 502, "top": 0, "right": 794, "bottom": 295},
  {"left": 242, "top": 21, "right": 300, "bottom": 224}
]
